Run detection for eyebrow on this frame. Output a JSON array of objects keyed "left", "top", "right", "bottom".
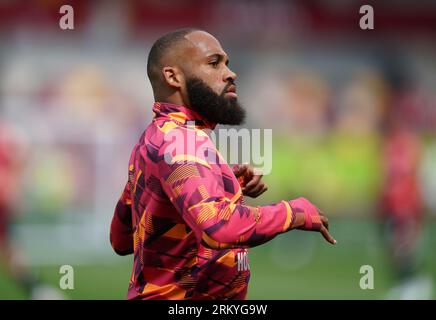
[{"left": 208, "top": 53, "right": 229, "bottom": 65}]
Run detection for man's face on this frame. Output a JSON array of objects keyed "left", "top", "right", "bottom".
[{"left": 180, "top": 31, "right": 245, "bottom": 125}]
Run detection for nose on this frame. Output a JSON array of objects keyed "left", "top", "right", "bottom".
[{"left": 224, "top": 66, "right": 237, "bottom": 83}]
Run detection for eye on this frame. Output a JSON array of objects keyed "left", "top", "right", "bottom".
[{"left": 209, "top": 60, "right": 219, "bottom": 68}]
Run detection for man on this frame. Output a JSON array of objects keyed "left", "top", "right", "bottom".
[
  {"left": 379, "top": 88, "right": 430, "bottom": 299},
  {"left": 0, "top": 119, "right": 63, "bottom": 299},
  {"left": 110, "top": 28, "right": 336, "bottom": 300},
  {"left": 0, "top": 120, "right": 32, "bottom": 294}
]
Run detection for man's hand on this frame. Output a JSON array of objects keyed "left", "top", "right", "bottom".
[
  {"left": 289, "top": 197, "right": 337, "bottom": 245},
  {"left": 234, "top": 164, "right": 268, "bottom": 198},
  {"left": 318, "top": 211, "right": 337, "bottom": 245}
]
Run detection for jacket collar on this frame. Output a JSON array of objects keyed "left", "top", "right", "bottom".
[{"left": 152, "top": 102, "right": 217, "bottom": 130}]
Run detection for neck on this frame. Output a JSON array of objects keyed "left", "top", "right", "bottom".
[{"left": 155, "top": 91, "right": 190, "bottom": 109}]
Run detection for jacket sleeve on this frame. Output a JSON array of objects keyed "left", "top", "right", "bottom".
[
  {"left": 110, "top": 182, "right": 134, "bottom": 255},
  {"left": 158, "top": 132, "right": 318, "bottom": 250}
]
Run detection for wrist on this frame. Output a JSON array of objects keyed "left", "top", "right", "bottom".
[
  {"left": 291, "top": 211, "right": 306, "bottom": 229},
  {"left": 288, "top": 197, "right": 322, "bottom": 231}
]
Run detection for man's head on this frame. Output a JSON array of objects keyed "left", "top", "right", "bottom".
[{"left": 147, "top": 28, "right": 245, "bottom": 125}]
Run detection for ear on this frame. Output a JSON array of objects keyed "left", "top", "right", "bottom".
[{"left": 162, "top": 66, "right": 183, "bottom": 89}]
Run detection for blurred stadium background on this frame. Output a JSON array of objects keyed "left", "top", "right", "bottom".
[{"left": 1, "top": 0, "right": 436, "bottom": 299}]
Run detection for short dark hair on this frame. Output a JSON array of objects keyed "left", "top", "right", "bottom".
[{"left": 146, "top": 28, "right": 198, "bottom": 83}]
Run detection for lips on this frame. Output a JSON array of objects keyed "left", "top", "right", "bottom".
[
  {"left": 224, "top": 84, "right": 237, "bottom": 99},
  {"left": 226, "top": 85, "right": 237, "bottom": 94}
]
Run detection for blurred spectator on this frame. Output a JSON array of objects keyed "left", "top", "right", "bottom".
[
  {"left": 0, "top": 118, "right": 32, "bottom": 295},
  {"left": 378, "top": 72, "right": 432, "bottom": 299},
  {"left": 0, "top": 116, "right": 64, "bottom": 299}
]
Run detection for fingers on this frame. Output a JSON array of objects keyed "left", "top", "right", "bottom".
[
  {"left": 254, "top": 184, "right": 268, "bottom": 197},
  {"left": 245, "top": 182, "right": 262, "bottom": 196},
  {"left": 320, "top": 215, "right": 329, "bottom": 230},
  {"left": 234, "top": 164, "right": 249, "bottom": 178},
  {"left": 245, "top": 183, "right": 268, "bottom": 198},
  {"left": 320, "top": 226, "right": 337, "bottom": 245},
  {"left": 244, "top": 172, "right": 262, "bottom": 190},
  {"left": 236, "top": 165, "right": 267, "bottom": 198}
]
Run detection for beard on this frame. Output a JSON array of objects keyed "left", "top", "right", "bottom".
[{"left": 186, "top": 77, "right": 246, "bottom": 125}]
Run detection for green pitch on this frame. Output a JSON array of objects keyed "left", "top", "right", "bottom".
[{"left": 1, "top": 218, "right": 435, "bottom": 300}]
